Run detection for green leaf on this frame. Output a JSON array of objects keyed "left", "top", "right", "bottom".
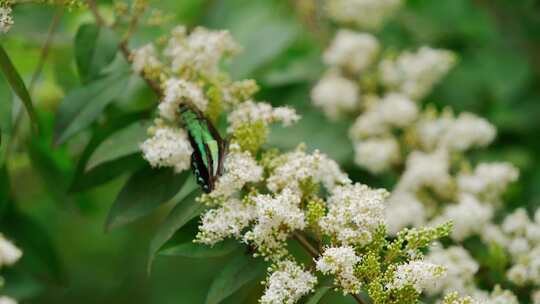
[
  {"left": 159, "top": 239, "right": 239, "bottom": 258},
  {"left": 106, "top": 165, "right": 190, "bottom": 231},
  {"left": 0, "top": 76, "right": 13, "bottom": 164},
  {"left": 68, "top": 111, "right": 148, "bottom": 193},
  {"left": 86, "top": 120, "right": 150, "bottom": 171},
  {"left": 54, "top": 70, "right": 129, "bottom": 144},
  {"left": 305, "top": 286, "right": 331, "bottom": 304},
  {"left": 205, "top": 254, "right": 266, "bottom": 304},
  {"left": 74, "top": 23, "right": 119, "bottom": 83},
  {"left": 0, "top": 44, "right": 38, "bottom": 134},
  {"left": 148, "top": 189, "right": 204, "bottom": 273}
]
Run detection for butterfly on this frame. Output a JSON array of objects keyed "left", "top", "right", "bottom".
[{"left": 179, "top": 104, "right": 227, "bottom": 193}]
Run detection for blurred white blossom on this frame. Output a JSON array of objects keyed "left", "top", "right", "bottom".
[
  {"left": 324, "top": 30, "right": 380, "bottom": 73},
  {"left": 325, "top": 0, "right": 402, "bottom": 30},
  {"left": 354, "top": 137, "right": 400, "bottom": 173},
  {"left": 379, "top": 47, "right": 456, "bottom": 100},
  {"left": 385, "top": 191, "right": 426, "bottom": 235},
  {"left": 227, "top": 100, "right": 299, "bottom": 132},
  {"left": 131, "top": 43, "right": 162, "bottom": 76},
  {"left": 311, "top": 72, "right": 359, "bottom": 119},
  {"left": 0, "top": 234, "right": 22, "bottom": 267}
]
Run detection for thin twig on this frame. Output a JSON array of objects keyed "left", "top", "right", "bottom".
[
  {"left": 293, "top": 232, "right": 369, "bottom": 304},
  {"left": 86, "top": 0, "right": 162, "bottom": 97}
]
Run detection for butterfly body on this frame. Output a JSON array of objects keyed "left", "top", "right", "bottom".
[{"left": 180, "top": 104, "right": 226, "bottom": 193}]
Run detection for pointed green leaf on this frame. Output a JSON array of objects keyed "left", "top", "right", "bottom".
[
  {"left": 148, "top": 189, "right": 204, "bottom": 273},
  {"left": 205, "top": 254, "right": 266, "bottom": 304},
  {"left": 305, "top": 286, "right": 331, "bottom": 304},
  {"left": 106, "top": 165, "right": 190, "bottom": 231},
  {"left": 86, "top": 120, "right": 150, "bottom": 171},
  {"left": 0, "top": 76, "right": 13, "bottom": 164},
  {"left": 74, "top": 23, "right": 119, "bottom": 83},
  {"left": 54, "top": 71, "right": 129, "bottom": 144},
  {"left": 0, "top": 44, "right": 38, "bottom": 133},
  {"left": 159, "top": 239, "right": 239, "bottom": 258}
]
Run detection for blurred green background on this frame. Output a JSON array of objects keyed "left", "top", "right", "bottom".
[{"left": 1, "top": 0, "right": 540, "bottom": 303}]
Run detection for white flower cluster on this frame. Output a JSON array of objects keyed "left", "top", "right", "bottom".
[
  {"left": 311, "top": 72, "right": 360, "bottom": 119},
  {"left": 0, "top": 234, "right": 22, "bottom": 304},
  {"left": 164, "top": 26, "right": 240, "bottom": 76},
  {"left": 266, "top": 146, "right": 350, "bottom": 194},
  {"left": 431, "top": 194, "right": 494, "bottom": 242},
  {"left": 244, "top": 189, "right": 306, "bottom": 259},
  {"left": 442, "top": 287, "right": 520, "bottom": 304},
  {"left": 139, "top": 26, "right": 299, "bottom": 175},
  {"left": 260, "top": 260, "right": 317, "bottom": 304},
  {"left": 140, "top": 124, "right": 193, "bottom": 172},
  {"left": 159, "top": 78, "right": 208, "bottom": 119},
  {"left": 324, "top": 29, "right": 380, "bottom": 73},
  {"left": 207, "top": 148, "right": 263, "bottom": 199},
  {"left": 316, "top": 246, "right": 362, "bottom": 294},
  {"left": 0, "top": 6, "right": 13, "bottom": 34},
  {"left": 227, "top": 100, "right": 300, "bottom": 132},
  {"left": 458, "top": 162, "right": 519, "bottom": 201},
  {"left": 425, "top": 244, "right": 479, "bottom": 295},
  {"left": 416, "top": 112, "right": 496, "bottom": 152},
  {"left": 319, "top": 183, "right": 388, "bottom": 246},
  {"left": 387, "top": 260, "right": 447, "bottom": 293},
  {"left": 131, "top": 43, "right": 162, "bottom": 76},
  {"left": 379, "top": 47, "right": 456, "bottom": 100},
  {"left": 325, "top": 0, "right": 402, "bottom": 30}
]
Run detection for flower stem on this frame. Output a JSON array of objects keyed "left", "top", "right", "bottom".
[
  {"left": 293, "top": 232, "right": 369, "bottom": 304},
  {"left": 86, "top": 0, "right": 162, "bottom": 97}
]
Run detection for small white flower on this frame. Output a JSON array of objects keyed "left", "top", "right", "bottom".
[
  {"left": 227, "top": 100, "right": 299, "bottom": 132},
  {"left": 131, "top": 43, "right": 162, "bottom": 75},
  {"left": 209, "top": 150, "right": 263, "bottom": 199},
  {"left": 507, "top": 263, "right": 529, "bottom": 286},
  {"left": 0, "top": 6, "right": 14, "bottom": 34},
  {"left": 319, "top": 183, "right": 388, "bottom": 246},
  {"left": 353, "top": 137, "right": 400, "bottom": 173},
  {"left": 196, "top": 198, "right": 256, "bottom": 245},
  {"left": 324, "top": 30, "right": 380, "bottom": 73},
  {"left": 316, "top": 246, "right": 362, "bottom": 294},
  {"left": 380, "top": 47, "right": 456, "bottom": 100},
  {"left": 0, "top": 234, "right": 22, "bottom": 267},
  {"left": 325, "top": 0, "right": 402, "bottom": 30},
  {"left": 260, "top": 260, "right": 317, "bottom": 304},
  {"left": 480, "top": 224, "right": 508, "bottom": 247},
  {"left": 311, "top": 72, "right": 359, "bottom": 119},
  {"left": 387, "top": 260, "right": 447, "bottom": 293},
  {"left": 159, "top": 78, "right": 208, "bottom": 120},
  {"left": 244, "top": 189, "right": 306, "bottom": 259},
  {"left": 140, "top": 125, "right": 193, "bottom": 172}
]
